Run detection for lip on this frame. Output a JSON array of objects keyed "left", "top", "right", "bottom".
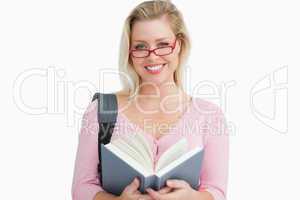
[
  {"left": 144, "top": 63, "right": 166, "bottom": 74},
  {"left": 144, "top": 63, "right": 167, "bottom": 68}
]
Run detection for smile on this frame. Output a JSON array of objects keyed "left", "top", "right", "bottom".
[{"left": 144, "top": 63, "right": 166, "bottom": 74}]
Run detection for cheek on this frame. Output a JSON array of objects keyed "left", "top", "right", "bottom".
[
  {"left": 131, "top": 59, "right": 146, "bottom": 74},
  {"left": 165, "top": 54, "right": 180, "bottom": 70},
  {"left": 131, "top": 58, "right": 144, "bottom": 69}
]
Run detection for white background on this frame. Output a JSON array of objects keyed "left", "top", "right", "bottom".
[{"left": 0, "top": 0, "right": 299, "bottom": 199}]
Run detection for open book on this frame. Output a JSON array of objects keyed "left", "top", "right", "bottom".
[{"left": 101, "top": 133, "right": 204, "bottom": 195}]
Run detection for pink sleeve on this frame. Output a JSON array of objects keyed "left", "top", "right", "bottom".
[
  {"left": 198, "top": 104, "right": 229, "bottom": 200},
  {"left": 72, "top": 100, "right": 105, "bottom": 200}
]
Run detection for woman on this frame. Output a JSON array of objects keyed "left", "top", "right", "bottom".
[{"left": 72, "top": 1, "right": 229, "bottom": 200}]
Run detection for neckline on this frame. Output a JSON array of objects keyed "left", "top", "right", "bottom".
[{"left": 117, "top": 97, "right": 194, "bottom": 143}]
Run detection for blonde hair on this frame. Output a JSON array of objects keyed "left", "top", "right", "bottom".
[{"left": 118, "top": 0, "right": 191, "bottom": 98}]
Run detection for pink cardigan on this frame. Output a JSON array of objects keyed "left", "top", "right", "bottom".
[{"left": 72, "top": 97, "right": 229, "bottom": 200}]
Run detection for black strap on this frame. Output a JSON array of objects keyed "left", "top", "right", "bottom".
[{"left": 92, "top": 93, "right": 118, "bottom": 186}]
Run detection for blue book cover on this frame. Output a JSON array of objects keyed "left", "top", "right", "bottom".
[{"left": 100, "top": 136, "right": 204, "bottom": 196}]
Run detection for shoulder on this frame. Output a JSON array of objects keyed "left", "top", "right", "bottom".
[
  {"left": 83, "top": 91, "right": 129, "bottom": 120},
  {"left": 193, "top": 96, "right": 228, "bottom": 134},
  {"left": 192, "top": 97, "right": 224, "bottom": 115},
  {"left": 82, "top": 98, "right": 98, "bottom": 122},
  {"left": 84, "top": 91, "right": 129, "bottom": 117},
  {"left": 190, "top": 97, "right": 227, "bottom": 128}
]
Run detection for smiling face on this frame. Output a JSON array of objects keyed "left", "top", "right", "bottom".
[{"left": 130, "top": 15, "right": 181, "bottom": 87}]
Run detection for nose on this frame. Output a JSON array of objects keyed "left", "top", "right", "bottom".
[{"left": 146, "top": 49, "right": 160, "bottom": 61}]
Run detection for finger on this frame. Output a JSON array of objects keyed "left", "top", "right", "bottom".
[
  {"left": 125, "top": 177, "right": 140, "bottom": 194},
  {"left": 133, "top": 189, "right": 142, "bottom": 195},
  {"left": 146, "top": 188, "right": 163, "bottom": 200},
  {"left": 138, "top": 194, "right": 154, "bottom": 200},
  {"left": 166, "top": 179, "right": 189, "bottom": 189},
  {"left": 158, "top": 186, "right": 172, "bottom": 194},
  {"left": 147, "top": 187, "right": 180, "bottom": 200}
]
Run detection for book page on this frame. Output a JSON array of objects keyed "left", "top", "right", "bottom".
[
  {"left": 134, "top": 133, "right": 154, "bottom": 166},
  {"left": 155, "top": 138, "right": 188, "bottom": 172},
  {"left": 119, "top": 134, "right": 153, "bottom": 171},
  {"left": 156, "top": 146, "right": 203, "bottom": 177},
  {"left": 111, "top": 139, "right": 149, "bottom": 169},
  {"left": 105, "top": 143, "right": 153, "bottom": 176}
]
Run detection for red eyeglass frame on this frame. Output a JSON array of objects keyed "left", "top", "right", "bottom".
[{"left": 129, "top": 38, "right": 178, "bottom": 58}]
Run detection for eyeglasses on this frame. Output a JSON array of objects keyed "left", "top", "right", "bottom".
[{"left": 129, "top": 39, "right": 177, "bottom": 58}]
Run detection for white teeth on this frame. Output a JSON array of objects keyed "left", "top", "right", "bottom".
[{"left": 145, "top": 64, "right": 164, "bottom": 71}]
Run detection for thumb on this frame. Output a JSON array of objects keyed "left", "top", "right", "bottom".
[
  {"left": 126, "top": 178, "right": 140, "bottom": 193},
  {"left": 166, "top": 179, "right": 188, "bottom": 189},
  {"left": 158, "top": 186, "right": 172, "bottom": 194}
]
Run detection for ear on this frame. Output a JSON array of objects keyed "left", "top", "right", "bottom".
[{"left": 175, "top": 38, "right": 182, "bottom": 54}]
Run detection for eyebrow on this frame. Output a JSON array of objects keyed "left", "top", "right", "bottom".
[{"left": 132, "top": 37, "right": 170, "bottom": 43}]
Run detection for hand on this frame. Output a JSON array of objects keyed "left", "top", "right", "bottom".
[
  {"left": 146, "top": 179, "right": 198, "bottom": 200},
  {"left": 118, "top": 177, "right": 153, "bottom": 200}
]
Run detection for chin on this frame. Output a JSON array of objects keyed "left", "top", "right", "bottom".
[{"left": 140, "top": 75, "right": 174, "bottom": 87}]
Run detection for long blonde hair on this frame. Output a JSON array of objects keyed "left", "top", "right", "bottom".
[{"left": 118, "top": 0, "right": 191, "bottom": 98}]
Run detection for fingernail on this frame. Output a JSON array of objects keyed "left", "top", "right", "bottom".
[{"left": 135, "top": 178, "right": 139, "bottom": 184}]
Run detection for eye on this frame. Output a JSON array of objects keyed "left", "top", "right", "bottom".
[
  {"left": 158, "top": 42, "right": 170, "bottom": 47},
  {"left": 134, "top": 44, "right": 147, "bottom": 49}
]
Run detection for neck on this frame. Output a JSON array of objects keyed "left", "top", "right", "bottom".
[
  {"left": 132, "top": 80, "right": 190, "bottom": 114},
  {"left": 138, "top": 81, "right": 180, "bottom": 99}
]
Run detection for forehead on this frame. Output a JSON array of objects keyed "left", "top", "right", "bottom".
[{"left": 131, "top": 17, "right": 175, "bottom": 42}]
